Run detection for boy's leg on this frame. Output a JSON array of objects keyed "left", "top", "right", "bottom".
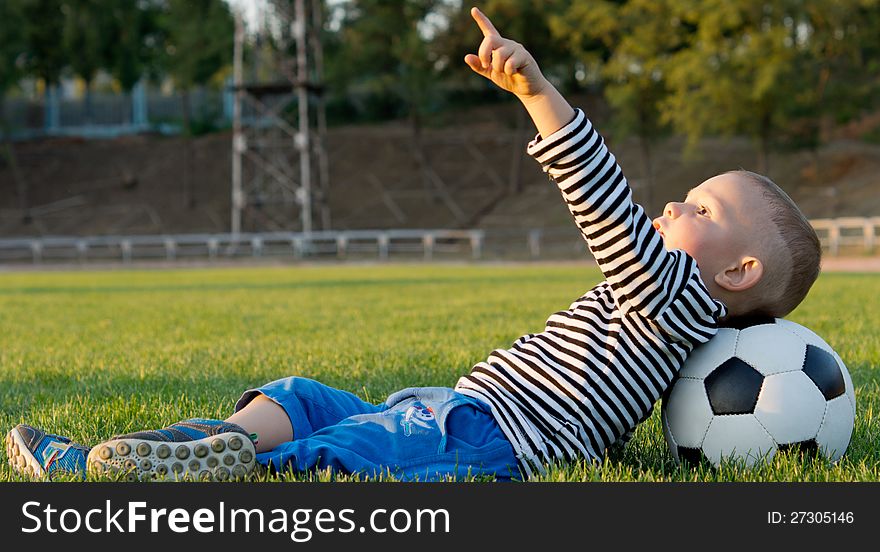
[
  {"left": 224, "top": 395, "right": 292, "bottom": 453},
  {"left": 257, "top": 388, "right": 520, "bottom": 481},
  {"left": 86, "top": 377, "right": 381, "bottom": 481},
  {"left": 229, "top": 376, "right": 384, "bottom": 451},
  {"left": 5, "top": 377, "right": 378, "bottom": 481}
]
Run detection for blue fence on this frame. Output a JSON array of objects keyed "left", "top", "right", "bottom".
[{"left": 2, "top": 80, "right": 232, "bottom": 140}]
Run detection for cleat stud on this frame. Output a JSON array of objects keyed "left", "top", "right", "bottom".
[
  {"left": 188, "top": 459, "right": 201, "bottom": 472},
  {"left": 139, "top": 459, "right": 152, "bottom": 471},
  {"left": 116, "top": 442, "right": 131, "bottom": 456},
  {"left": 175, "top": 445, "right": 189, "bottom": 460},
  {"left": 156, "top": 464, "right": 168, "bottom": 476},
  {"left": 206, "top": 456, "right": 219, "bottom": 468},
  {"left": 211, "top": 439, "right": 225, "bottom": 453},
  {"left": 215, "top": 467, "right": 230, "bottom": 481},
  {"left": 199, "top": 470, "right": 212, "bottom": 481},
  {"left": 136, "top": 443, "right": 151, "bottom": 457},
  {"left": 232, "top": 465, "right": 248, "bottom": 478},
  {"left": 99, "top": 446, "right": 113, "bottom": 460},
  {"left": 194, "top": 444, "right": 208, "bottom": 458},
  {"left": 124, "top": 459, "right": 137, "bottom": 470},
  {"left": 156, "top": 444, "right": 171, "bottom": 459},
  {"left": 239, "top": 450, "right": 253, "bottom": 463},
  {"left": 228, "top": 436, "right": 242, "bottom": 451},
  {"left": 125, "top": 472, "right": 138, "bottom": 482},
  {"left": 171, "top": 462, "right": 184, "bottom": 473},
  {"left": 223, "top": 454, "right": 235, "bottom": 466}
]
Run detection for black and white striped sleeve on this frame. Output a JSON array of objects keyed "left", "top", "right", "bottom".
[{"left": 527, "top": 109, "right": 698, "bottom": 321}]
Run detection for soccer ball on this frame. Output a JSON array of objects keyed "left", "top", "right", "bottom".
[{"left": 661, "top": 317, "right": 856, "bottom": 467}]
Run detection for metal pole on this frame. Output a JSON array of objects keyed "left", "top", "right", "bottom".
[
  {"left": 294, "top": 0, "right": 312, "bottom": 235},
  {"left": 231, "top": 13, "right": 244, "bottom": 236},
  {"left": 311, "top": 0, "right": 331, "bottom": 230}
]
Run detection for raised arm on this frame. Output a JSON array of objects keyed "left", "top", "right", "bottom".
[{"left": 465, "top": 8, "right": 722, "bottom": 322}]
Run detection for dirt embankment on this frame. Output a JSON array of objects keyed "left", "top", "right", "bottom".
[{"left": 2, "top": 100, "right": 880, "bottom": 238}]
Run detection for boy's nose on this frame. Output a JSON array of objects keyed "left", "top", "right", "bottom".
[{"left": 664, "top": 202, "right": 684, "bottom": 219}]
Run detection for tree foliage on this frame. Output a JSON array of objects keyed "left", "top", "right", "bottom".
[
  {"left": 0, "top": 0, "right": 27, "bottom": 97},
  {"left": 552, "top": 0, "right": 686, "bottom": 211},
  {"left": 659, "top": 0, "right": 880, "bottom": 171},
  {"left": 62, "top": 0, "right": 106, "bottom": 88},
  {"left": 162, "top": 0, "right": 234, "bottom": 91},
  {"left": 106, "top": 0, "right": 164, "bottom": 92},
  {"left": 324, "top": 0, "right": 440, "bottom": 122},
  {"left": 20, "top": 0, "right": 68, "bottom": 85},
  {"left": 1, "top": 0, "right": 879, "bottom": 168}
]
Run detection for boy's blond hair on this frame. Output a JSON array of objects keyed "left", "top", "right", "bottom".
[{"left": 728, "top": 170, "right": 821, "bottom": 317}]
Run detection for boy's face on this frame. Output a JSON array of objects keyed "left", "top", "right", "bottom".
[{"left": 652, "top": 173, "right": 766, "bottom": 279}]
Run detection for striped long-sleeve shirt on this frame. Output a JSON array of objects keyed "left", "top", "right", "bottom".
[{"left": 454, "top": 109, "right": 728, "bottom": 477}]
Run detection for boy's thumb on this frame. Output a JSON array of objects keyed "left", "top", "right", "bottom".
[{"left": 464, "top": 54, "right": 486, "bottom": 73}]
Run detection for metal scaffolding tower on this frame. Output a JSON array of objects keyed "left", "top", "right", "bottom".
[{"left": 231, "top": 0, "right": 329, "bottom": 235}]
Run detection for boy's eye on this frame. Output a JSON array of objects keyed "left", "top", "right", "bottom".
[{"left": 696, "top": 205, "right": 709, "bottom": 216}]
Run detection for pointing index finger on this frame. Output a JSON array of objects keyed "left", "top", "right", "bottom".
[{"left": 471, "top": 7, "right": 500, "bottom": 37}]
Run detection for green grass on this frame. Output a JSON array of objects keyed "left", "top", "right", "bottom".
[{"left": 1, "top": 263, "right": 877, "bottom": 482}]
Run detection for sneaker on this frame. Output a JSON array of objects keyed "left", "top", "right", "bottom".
[
  {"left": 86, "top": 418, "right": 256, "bottom": 481},
  {"left": 5, "top": 424, "right": 89, "bottom": 480}
]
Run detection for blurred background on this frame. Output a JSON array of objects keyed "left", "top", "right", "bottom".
[{"left": 1, "top": 0, "right": 879, "bottom": 263}]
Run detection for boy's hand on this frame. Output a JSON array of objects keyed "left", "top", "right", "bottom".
[
  {"left": 464, "top": 7, "right": 549, "bottom": 100},
  {"left": 464, "top": 6, "right": 574, "bottom": 137}
]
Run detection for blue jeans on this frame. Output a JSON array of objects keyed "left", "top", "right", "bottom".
[{"left": 234, "top": 377, "right": 520, "bottom": 481}]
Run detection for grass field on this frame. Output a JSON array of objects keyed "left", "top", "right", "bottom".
[{"left": 1, "top": 263, "right": 877, "bottom": 482}]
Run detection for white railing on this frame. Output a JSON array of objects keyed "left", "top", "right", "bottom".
[
  {"left": 811, "top": 217, "right": 880, "bottom": 256},
  {"left": 0, "top": 229, "right": 485, "bottom": 264},
  {"left": 0, "top": 217, "right": 876, "bottom": 265}
]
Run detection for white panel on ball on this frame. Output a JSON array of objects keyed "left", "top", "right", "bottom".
[
  {"left": 835, "top": 351, "right": 857, "bottom": 417},
  {"left": 816, "top": 396, "right": 856, "bottom": 462},
  {"left": 679, "top": 328, "right": 738, "bottom": 379},
  {"left": 734, "top": 323, "right": 807, "bottom": 376},
  {"left": 702, "top": 415, "right": 777, "bottom": 467},
  {"left": 775, "top": 318, "right": 828, "bottom": 348},
  {"left": 661, "top": 407, "right": 680, "bottom": 463},
  {"left": 663, "top": 379, "right": 714, "bottom": 448},
  {"left": 754, "top": 371, "right": 825, "bottom": 443}
]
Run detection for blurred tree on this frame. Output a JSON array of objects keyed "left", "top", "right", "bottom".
[
  {"left": 20, "top": 0, "right": 68, "bottom": 87},
  {"left": 855, "top": 0, "right": 880, "bottom": 108},
  {"left": 0, "top": 0, "right": 26, "bottom": 117},
  {"left": 162, "top": 0, "right": 234, "bottom": 130},
  {"left": 96, "top": 0, "right": 166, "bottom": 129},
  {"left": 161, "top": 0, "right": 234, "bottom": 208},
  {"left": 660, "top": 0, "right": 801, "bottom": 174},
  {"left": 326, "top": 0, "right": 439, "bottom": 124},
  {"left": 105, "top": 0, "right": 164, "bottom": 97},
  {"left": 328, "top": 1, "right": 452, "bottom": 202},
  {"left": 552, "top": 0, "right": 685, "bottom": 215},
  {"left": 62, "top": 0, "right": 111, "bottom": 124},
  {"left": 0, "top": 0, "right": 30, "bottom": 221},
  {"left": 779, "top": 0, "right": 880, "bottom": 175},
  {"left": 660, "top": 0, "right": 880, "bottom": 176}
]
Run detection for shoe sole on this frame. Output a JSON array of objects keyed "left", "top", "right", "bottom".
[
  {"left": 87, "top": 433, "right": 256, "bottom": 482},
  {"left": 5, "top": 427, "right": 47, "bottom": 479}
]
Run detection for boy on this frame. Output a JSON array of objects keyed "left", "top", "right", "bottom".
[{"left": 5, "top": 7, "right": 821, "bottom": 482}]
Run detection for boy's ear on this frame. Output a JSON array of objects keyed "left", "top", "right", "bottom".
[{"left": 714, "top": 256, "right": 763, "bottom": 292}]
